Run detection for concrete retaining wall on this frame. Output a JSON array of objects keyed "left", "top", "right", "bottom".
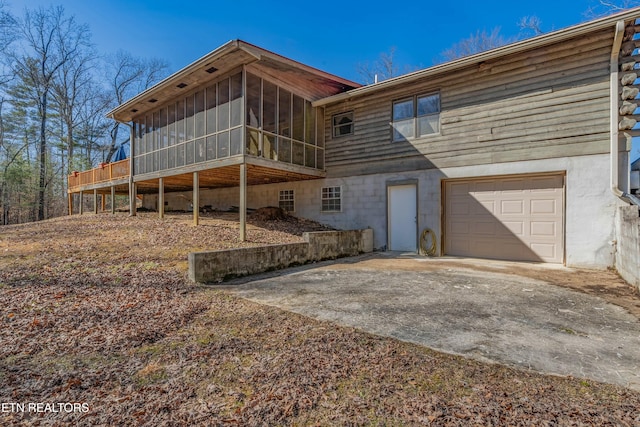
[
  {"left": 189, "top": 229, "right": 373, "bottom": 283},
  {"left": 615, "top": 205, "right": 640, "bottom": 291}
]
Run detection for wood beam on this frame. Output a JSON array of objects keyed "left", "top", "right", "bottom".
[
  {"left": 93, "top": 189, "right": 98, "bottom": 214},
  {"left": 68, "top": 193, "right": 73, "bottom": 216},
  {"left": 239, "top": 162, "right": 246, "bottom": 242},
  {"left": 101, "top": 193, "right": 106, "bottom": 212},
  {"left": 193, "top": 172, "right": 199, "bottom": 226}
]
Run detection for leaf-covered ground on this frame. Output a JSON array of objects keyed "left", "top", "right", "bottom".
[{"left": 1, "top": 213, "right": 639, "bottom": 426}]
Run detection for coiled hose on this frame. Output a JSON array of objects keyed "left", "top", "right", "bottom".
[{"left": 419, "top": 228, "right": 437, "bottom": 257}]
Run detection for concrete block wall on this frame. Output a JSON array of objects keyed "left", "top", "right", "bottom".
[
  {"left": 151, "top": 153, "right": 618, "bottom": 269},
  {"left": 189, "top": 229, "right": 373, "bottom": 283},
  {"left": 615, "top": 205, "right": 640, "bottom": 291}
]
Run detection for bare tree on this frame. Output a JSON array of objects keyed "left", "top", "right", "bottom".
[
  {"left": 356, "top": 47, "right": 423, "bottom": 85},
  {"left": 585, "top": 0, "right": 640, "bottom": 17},
  {"left": 357, "top": 47, "right": 400, "bottom": 84},
  {"left": 518, "top": 16, "right": 544, "bottom": 38},
  {"left": 11, "top": 6, "right": 91, "bottom": 221},
  {"left": 0, "top": 2, "right": 16, "bottom": 84},
  {"left": 440, "top": 27, "right": 515, "bottom": 62},
  {"left": 103, "top": 51, "right": 169, "bottom": 162},
  {"left": 51, "top": 38, "right": 96, "bottom": 177}
]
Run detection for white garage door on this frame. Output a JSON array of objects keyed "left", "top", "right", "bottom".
[{"left": 444, "top": 174, "right": 564, "bottom": 263}]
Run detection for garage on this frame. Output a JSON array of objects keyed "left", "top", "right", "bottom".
[{"left": 444, "top": 173, "right": 564, "bottom": 263}]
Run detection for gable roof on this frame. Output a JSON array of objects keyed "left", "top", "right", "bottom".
[
  {"left": 108, "top": 40, "right": 361, "bottom": 122},
  {"left": 313, "top": 6, "right": 640, "bottom": 107}
]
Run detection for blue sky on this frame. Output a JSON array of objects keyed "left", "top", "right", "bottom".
[{"left": 7, "top": 0, "right": 619, "bottom": 83}]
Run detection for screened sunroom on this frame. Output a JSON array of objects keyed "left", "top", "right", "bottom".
[
  {"left": 69, "top": 40, "right": 359, "bottom": 238},
  {"left": 132, "top": 69, "right": 326, "bottom": 177}
]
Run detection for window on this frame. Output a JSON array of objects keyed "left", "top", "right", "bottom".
[
  {"left": 279, "top": 189, "right": 295, "bottom": 212},
  {"left": 321, "top": 186, "right": 341, "bottom": 212},
  {"left": 332, "top": 112, "right": 353, "bottom": 137},
  {"left": 392, "top": 93, "right": 440, "bottom": 141}
]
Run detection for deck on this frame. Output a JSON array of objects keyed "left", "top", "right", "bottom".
[{"left": 68, "top": 159, "right": 130, "bottom": 193}]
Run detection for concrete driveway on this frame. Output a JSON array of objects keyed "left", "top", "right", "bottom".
[{"left": 227, "top": 253, "right": 640, "bottom": 390}]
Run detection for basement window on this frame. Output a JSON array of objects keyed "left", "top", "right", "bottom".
[
  {"left": 332, "top": 112, "right": 353, "bottom": 137},
  {"left": 279, "top": 189, "right": 295, "bottom": 212},
  {"left": 321, "top": 186, "right": 341, "bottom": 212}
]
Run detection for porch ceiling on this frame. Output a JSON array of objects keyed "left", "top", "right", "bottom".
[{"left": 134, "top": 163, "right": 323, "bottom": 194}]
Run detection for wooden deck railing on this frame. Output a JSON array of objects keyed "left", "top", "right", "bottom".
[{"left": 68, "top": 158, "right": 130, "bottom": 192}]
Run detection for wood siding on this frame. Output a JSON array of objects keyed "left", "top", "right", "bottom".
[{"left": 324, "top": 29, "right": 614, "bottom": 177}]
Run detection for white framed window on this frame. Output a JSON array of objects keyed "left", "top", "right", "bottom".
[
  {"left": 392, "top": 92, "right": 440, "bottom": 142},
  {"left": 332, "top": 112, "right": 354, "bottom": 137},
  {"left": 279, "top": 189, "right": 295, "bottom": 212},
  {"left": 321, "top": 186, "right": 341, "bottom": 212}
]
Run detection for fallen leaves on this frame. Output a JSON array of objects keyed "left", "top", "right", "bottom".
[{"left": 0, "top": 213, "right": 639, "bottom": 425}]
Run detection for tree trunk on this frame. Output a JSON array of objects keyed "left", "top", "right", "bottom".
[
  {"left": 37, "top": 91, "right": 47, "bottom": 222},
  {"left": 105, "top": 123, "right": 119, "bottom": 163},
  {"left": 67, "top": 119, "right": 73, "bottom": 176},
  {"left": 0, "top": 181, "right": 7, "bottom": 225}
]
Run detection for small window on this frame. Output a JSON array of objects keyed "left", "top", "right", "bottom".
[
  {"left": 279, "top": 189, "right": 295, "bottom": 212},
  {"left": 392, "top": 92, "right": 440, "bottom": 141},
  {"left": 321, "top": 186, "right": 341, "bottom": 212},
  {"left": 332, "top": 112, "right": 354, "bottom": 137}
]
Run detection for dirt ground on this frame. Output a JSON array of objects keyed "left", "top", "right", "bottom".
[{"left": 1, "top": 213, "right": 639, "bottom": 425}]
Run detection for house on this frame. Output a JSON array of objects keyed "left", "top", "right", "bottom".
[{"left": 68, "top": 8, "right": 640, "bottom": 270}]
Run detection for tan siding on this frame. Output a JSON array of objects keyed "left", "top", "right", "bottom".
[{"left": 324, "top": 28, "right": 614, "bottom": 177}]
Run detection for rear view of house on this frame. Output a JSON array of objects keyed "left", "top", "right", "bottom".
[{"left": 69, "top": 8, "right": 640, "bottom": 272}]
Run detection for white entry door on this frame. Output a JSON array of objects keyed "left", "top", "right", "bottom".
[{"left": 388, "top": 184, "right": 417, "bottom": 251}]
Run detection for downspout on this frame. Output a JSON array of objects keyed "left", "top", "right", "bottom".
[{"left": 611, "top": 20, "right": 640, "bottom": 207}]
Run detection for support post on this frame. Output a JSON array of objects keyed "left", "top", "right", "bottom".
[
  {"left": 111, "top": 186, "right": 115, "bottom": 214},
  {"left": 127, "top": 120, "right": 136, "bottom": 216},
  {"left": 239, "top": 163, "right": 247, "bottom": 242},
  {"left": 93, "top": 189, "right": 98, "bottom": 214},
  {"left": 193, "top": 172, "right": 199, "bottom": 226},
  {"left": 68, "top": 193, "right": 73, "bottom": 215},
  {"left": 101, "top": 193, "right": 106, "bottom": 212},
  {"left": 79, "top": 190, "right": 84, "bottom": 215},
  {"left": 158, "top": 177, "right": 164, "bottom": 219},
  {"left": 129, "top": 182, "right": 137, "bottom": 216}
]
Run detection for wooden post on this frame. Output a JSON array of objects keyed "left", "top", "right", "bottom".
[
  {"left": 93, "top": 189, "right": 98, "bottom": 214},
  {"left": 79, "top": 190, "right": 84, "bottom": 215},
  {"left": 129, "top": 182, "right": 137, "bottom": 216},
  {"left": 111, "top": 186, "right": 116, "bottom": 214},
  {"left": 158, "top": 177, "right": 164, "bottom": 220},
  {"left": 128, "top": 121, "right": 136, "bottom": 217},
  {"left": 101, "top": 193, "right": 106, "bottom": 212},
  {"left": 193, "top": 172, "right": 199, "bottom": 226},
  {"left": 239, "top": 163, "right": 246, "bottom": 241},
  {"left": 68, "top": 193, "right": 73, "bottom": 215}
]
